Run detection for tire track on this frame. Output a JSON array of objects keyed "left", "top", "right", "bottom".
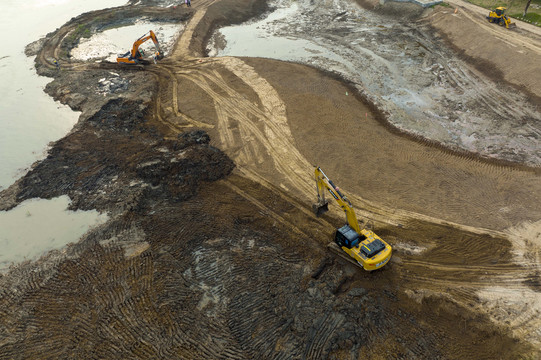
[
  {"left": 30, "top": 0, "right": 541, "bottom": 353},
  {"left": 173, "top": 57, "right": 316, "bottom": 197},
  {"left": 162, "top": 48, "right": 541, "bottom": 350},
  {"left": 303, "top": 313, "right": 344, "bottom": 360},
  {"left": 150, "top": 65, "right": 215, "bottom": 130}
]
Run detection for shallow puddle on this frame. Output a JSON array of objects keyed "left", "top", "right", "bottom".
[
  {"left": 208, "top": 2, "right": 351, "bottom": 69},
  {"left": 0, "top": 196, "right": 108, "bottom": 271}
]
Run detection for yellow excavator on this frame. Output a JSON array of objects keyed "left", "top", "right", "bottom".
[
  {"left": 486, "top": 7, "right": 516, "bottom": 29},
  {"left": 313, "top": 167, "right": 392, "bottom": 271},
  {"left": 117, "top": 30, "right": 164, "bottom": 65}
]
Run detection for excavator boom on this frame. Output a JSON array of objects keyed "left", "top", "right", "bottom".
[{"left": 314, "top": 167, "right": 360, "bottom": 233}]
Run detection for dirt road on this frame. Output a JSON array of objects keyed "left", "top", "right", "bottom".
[
  {"left": 429, "top": 0, "right": 541, "bottom": 96},
  {"left": 447, "top": 0, "right": 541, "bottom": 36},
  {"left": 1, "top": 0, "right": 540, "bottom": 358}
]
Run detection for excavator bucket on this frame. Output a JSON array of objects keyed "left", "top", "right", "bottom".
[{"left": 313, "top": 200, "right": 329, "bottom": 217}]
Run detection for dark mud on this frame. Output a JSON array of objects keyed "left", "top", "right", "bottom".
[
  {"left": 0, "top": 0, "right": 539, "bottom": 358},
  {"left": 0, "top": 173, "right": 532, "bottom": 359},
  {"left": 17, "top": 98, "right": 234, "bottom": 214}
]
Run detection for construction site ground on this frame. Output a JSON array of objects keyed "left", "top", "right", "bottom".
[{"left": 1, "top": 0, "right": 541, "bottom": 358}]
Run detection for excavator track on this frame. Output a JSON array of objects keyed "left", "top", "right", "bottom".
[{"left": 327, "top": 242, "right": 365, "bottom": 270}]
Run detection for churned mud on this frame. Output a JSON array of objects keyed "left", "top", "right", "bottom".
[{"left": 0, "top": 0, "right": 540, "bottom": 358}]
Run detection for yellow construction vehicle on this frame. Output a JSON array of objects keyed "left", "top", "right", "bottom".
[
  {"left": 486, "top": 7, "right": 516, "bottom": 29},
  {"left": 117, "top": 30, "right": 164, "bottom": 65},
  {"left": 313, "top": 166, "right": 392, "bottom": 271}
]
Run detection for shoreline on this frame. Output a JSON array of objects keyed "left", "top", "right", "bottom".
[{"left": 0, "top": 0, "right": 540, "bottom": 357}]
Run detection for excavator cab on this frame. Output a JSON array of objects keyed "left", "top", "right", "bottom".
[{"left": 335, "top": 225, "right": 365, "bottom": 249}]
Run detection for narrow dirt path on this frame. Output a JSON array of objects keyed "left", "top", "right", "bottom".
[
  {"left": 447, "top": 0, "right": 541, "bottom": 37},
  {"left": 442, "top": 0, "right": 541, "bottom": 52},
  {"left": 426, "top": 0, "right": 541, "bottom": 98}
]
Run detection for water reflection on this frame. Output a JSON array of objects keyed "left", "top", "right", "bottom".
[{"left": 0, "top": 196, "right": 108, "bottom": 271}]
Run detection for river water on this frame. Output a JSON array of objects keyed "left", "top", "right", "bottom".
[
  {"left": 0, "top": 0, "right": 126, "bottom": 270},
  {"left": 0, "top": 196, "right": 108, "bottom": 271},
  {"left": 0, "top": 0, "right": 126, "bottom": 190}
]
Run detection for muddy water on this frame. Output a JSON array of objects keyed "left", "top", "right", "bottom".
[
  {"left": 0, "top": 0, "right": 125, "bottom": 269},
  {"left": 0, "top": 0, "right": 126, "bottom": 191},
  {"left": 0, "top": 196, "right": 108, "bottom": 272},
  {"left": 209, "top": 0, "right": 541, "bottom": 166},
  {"left": 207, "top": 3, "right": 348, "bottom": 65},
  {"left": 71, "top": 23, "right": 184, "bottom": 62}
]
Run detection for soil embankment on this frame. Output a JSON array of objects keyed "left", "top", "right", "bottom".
[
  {"left": 428, "top": 1, "right": 541, "bottom": 102},
  {"left": 1, "top": 0, "right": 540, "bottom": 358}
]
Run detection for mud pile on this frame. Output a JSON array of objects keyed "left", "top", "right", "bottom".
[{"left": 16, "top": 99, "right": 234, "bottom": 214}]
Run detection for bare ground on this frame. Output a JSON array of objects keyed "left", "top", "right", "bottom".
[{"left": 1, "top": 0, "right": 541, "bottom": 358}]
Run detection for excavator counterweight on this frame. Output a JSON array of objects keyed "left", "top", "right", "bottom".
[{"left": 313, "top": 166, "right": 392, "bottom": 271}]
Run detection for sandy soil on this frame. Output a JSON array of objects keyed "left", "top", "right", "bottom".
[
  {"left": 429, "top": 0, "right": 541, "bottom": 96},
  {"left": 1, "top": 0, "right": 540, "bottom": 358}
]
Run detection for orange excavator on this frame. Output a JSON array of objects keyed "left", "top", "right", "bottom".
[{"left": 117, "top": 30, "right": 164, "bottom": 65}]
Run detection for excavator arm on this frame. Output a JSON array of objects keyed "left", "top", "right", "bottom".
[{"left": 314, "top": 166, "right": 361, "bottom": 233}]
